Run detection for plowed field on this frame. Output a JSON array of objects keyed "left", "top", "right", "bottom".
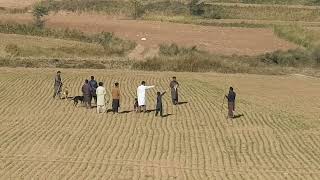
[{"left": 0, "top": 68, "right": 319, "bottom": 179}]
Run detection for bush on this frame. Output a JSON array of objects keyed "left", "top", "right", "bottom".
[
  {"left": 189, "top": 0, "right": 205, "bottom": 16},
  {"left": 94, "top": 32, "right": 136, "bottom": 55},
  {"left": 5, "top": 44, "right": 20, "bottom": 56},
  {"left": 130, "top": 0, "right": 145, "bottom": 19},
  {"left": 32, "top": 4, "right": 49, "bottom": 28},
  {"left": 260, "top": 49, "right": 315, "bottom": 67}
]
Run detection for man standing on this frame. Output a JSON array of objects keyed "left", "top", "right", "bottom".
[
  {"left": 89, "top": 76, "right": 98, "bottom": 104},
  {"left": 137, "top": 81, "right": 155, "bottom": 112},
  {"left": 111, "top": 82, "right": 120, "bottom": 114},
  {"left": 82, "top": 79, "right": 92, "bottom": 109},
  {"left": 96, "top": 82, "right": 107, "bottom": 113},
  {"left": 169, "top": 76, "right": 179, "bottom": 105},
  {"left": 53, "top": 71, "right": 63, "bottom": 99},
  {"left": 225, "top": 87, "right": 236, "bottom": 118}
]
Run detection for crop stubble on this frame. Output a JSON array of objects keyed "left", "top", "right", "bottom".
[{"left": 0, "top": 68, "right": 319, "bottom": 179}]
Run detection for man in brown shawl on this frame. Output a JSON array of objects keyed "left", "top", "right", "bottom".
[
  {"left": 225, "top": 87, "right": 236, "bottom": 118},
  {"left": 82, "top": 79, "right": 92, "bottom": 109},
  {"left": 169, "top": 77, "right": 179, "bottom": 105},
  {"left": 53, "top": 71, "right": 63, "bottom": 99}
]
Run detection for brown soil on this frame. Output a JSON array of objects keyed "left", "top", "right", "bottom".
[{"left": 0, "top": 13, "right": 298, "bottom": 56}]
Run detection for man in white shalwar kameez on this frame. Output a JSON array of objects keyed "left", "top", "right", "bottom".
[
  {"left": 96, "top": 82, "right": 107, "bottom": 113},
  {"left": 137, "top": 81, "right": 155, "bottom": 112}
]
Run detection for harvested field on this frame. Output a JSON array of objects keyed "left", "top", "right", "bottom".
[
  {"left": 0, "top": 68, "right": 319, "bottom": 179},
  {"left": 0, "top": 13, "right": 298, "bottom": 55}
]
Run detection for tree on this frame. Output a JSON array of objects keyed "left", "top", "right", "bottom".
[{"left": 33, "top": 4, "right": 49, "bottom": 28}]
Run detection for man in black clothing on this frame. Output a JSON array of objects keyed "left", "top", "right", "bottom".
[
  {"left": 225, "top": 87, "right": 236, "bottom": 118},
  {"left": 155, "top": 91, "right": 166, "bottom": 117},
  {"left": 89, "top": 76, "right": 98, "bottom": 104}
]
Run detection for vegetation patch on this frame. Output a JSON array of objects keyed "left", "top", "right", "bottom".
[
  {"left": 0, "top": 22, "right": 136, "bottom": 55},
  {"left": 133, "top": 43, "right": 320, "bottom": 73}
]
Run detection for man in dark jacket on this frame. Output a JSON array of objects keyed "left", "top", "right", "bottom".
[
  {"left": 169, "top": 77, "right": 179, "bottom": 105},
  {"left": 89, "top": 76, "right": 98, "bottom": 104},
  {"left": 82, "top": 79, "right": 92, "bottom": 109},
  {"left": 53, "top": 71, "right": 62, "bottom": 99},
  {"left": 155, "top": 91, "right": 166, "bottom": 117},
  {"left": 225, "top": 87, "right": 236, "bottom": 118}
]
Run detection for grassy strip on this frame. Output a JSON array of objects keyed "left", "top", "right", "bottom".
[
  {"left": 133, "top": 43, "right": 320, "bottom": 73},
  {"left": 39, "top": 0, "right": 320, "bottom": 22},
  {"left": 0, "top": 57, "right": 132, "bottom": 69},
  {"left": 0, "top": 22, "right": 136, "bottom": 55},
  {"left": 273, "top": 25, "right": 320, "bottom": 48},
  {"left": 143, "top": 15, "right": 270, "bottom": 28}
]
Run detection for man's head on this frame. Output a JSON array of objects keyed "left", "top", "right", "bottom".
[
  {"left": 230, "top": 87, "right": 233, "bottom": 91},
  {"left": 57, "top": 71, "right": 61, "bottom": 75},
  {"left": 91, "top": 76, "right": 94, "bottom": 80},
  {"left": 173, "top": 76, "right": 176, "bottom": 80},
  {"left": 85, "top": 79, "right": 89, "bottom": 84},
  {"left": 157, "top": 92, "right": 161, "bottom": 96},
  {"left": 141, "top": 81, "right": 146, "bottom": 85},
  {"left": 99, "top": 82, "right": 103, "bottom": 86}
]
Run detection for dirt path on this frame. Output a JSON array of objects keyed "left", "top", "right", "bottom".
[
  {"left": 0, "top": 13, "right": 298, "bottom": 55},
  {"left": 0, "top": 68, "right": 319, "bottom": 179}
]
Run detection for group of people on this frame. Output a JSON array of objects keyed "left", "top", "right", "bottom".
[{"left": 53, "top": 71, "right": 237, "bottom": 118}]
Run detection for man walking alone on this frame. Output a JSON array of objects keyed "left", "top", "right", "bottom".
[
  {"left": 53, "top": 71, "right": 63, "bottom": 99},
  {"left": 225, "top": 87, "right": 236, "bottom": 118}
]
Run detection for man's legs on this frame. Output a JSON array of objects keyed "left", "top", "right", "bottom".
[
  {"left": 155, "top": 109, "right": 159, "bottom": 116},
  {"left": 160, "top": 106, "right": 163, "bottom": 117}
]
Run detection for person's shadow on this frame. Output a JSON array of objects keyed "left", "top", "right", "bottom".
[
  {"left": 120, "top": 110, "right": 132, "bottom": 114},
  {"left": 178, "top": 102, "right": 188, "bottom": 105},
  {"left": 162, "top": 114, "right": 173, "bottom": 117},
  {"left": 233, "top": 114, "right": 244, "bottom": 119}
]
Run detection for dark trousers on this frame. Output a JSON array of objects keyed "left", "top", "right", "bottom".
[
  {"left": 91, "top": 95, "right": 97, "bottom": 104},
  {"left": 84, "top": 95, "right": 91, "bottom": 109},
  {"left": 155, "top": 107, "right": 163, "bottom": 117},
  {"left": 112, "top": 99, "right": 120, "bottom": 113},
  {"left": 53, "top": 86, "right": 61, "bottom": 98}
]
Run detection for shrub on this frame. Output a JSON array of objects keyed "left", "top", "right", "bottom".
[
  {"left": 189, "top": 0, "right": 205, "bottom": 16},
  {"left": 94, "top": 32, "right": 136, "bottom": 55},
  {"left": 32, "top": 4, "right": 49, "bottom": 28},
  {"left": 5, "top": 44, "right": 20, "bottom": 56},
  {"left": 130, "top": 0, "right": 145, "bottom": 19}
]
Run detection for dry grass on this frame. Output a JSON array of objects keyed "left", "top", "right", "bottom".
[
  {"left": 0, "top": 67, "right": 319, "bottom": 179},
  {"left": 0, "top": 33, "right": 106, "bottom": 58}
]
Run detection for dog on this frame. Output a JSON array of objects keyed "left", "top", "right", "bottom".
[
  {"left": 73, "top": 96, "right": 84, "bottom": 106},
  {"left": 60, "top": 86, "right": 69, "bottom": 100},
  {"left": 133, "top": 98, "right": 139, "bottom": 112}
]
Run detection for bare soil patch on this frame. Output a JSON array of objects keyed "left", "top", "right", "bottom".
[{"left": 0, "top": 13, "right": 298, "bottom": 55}]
